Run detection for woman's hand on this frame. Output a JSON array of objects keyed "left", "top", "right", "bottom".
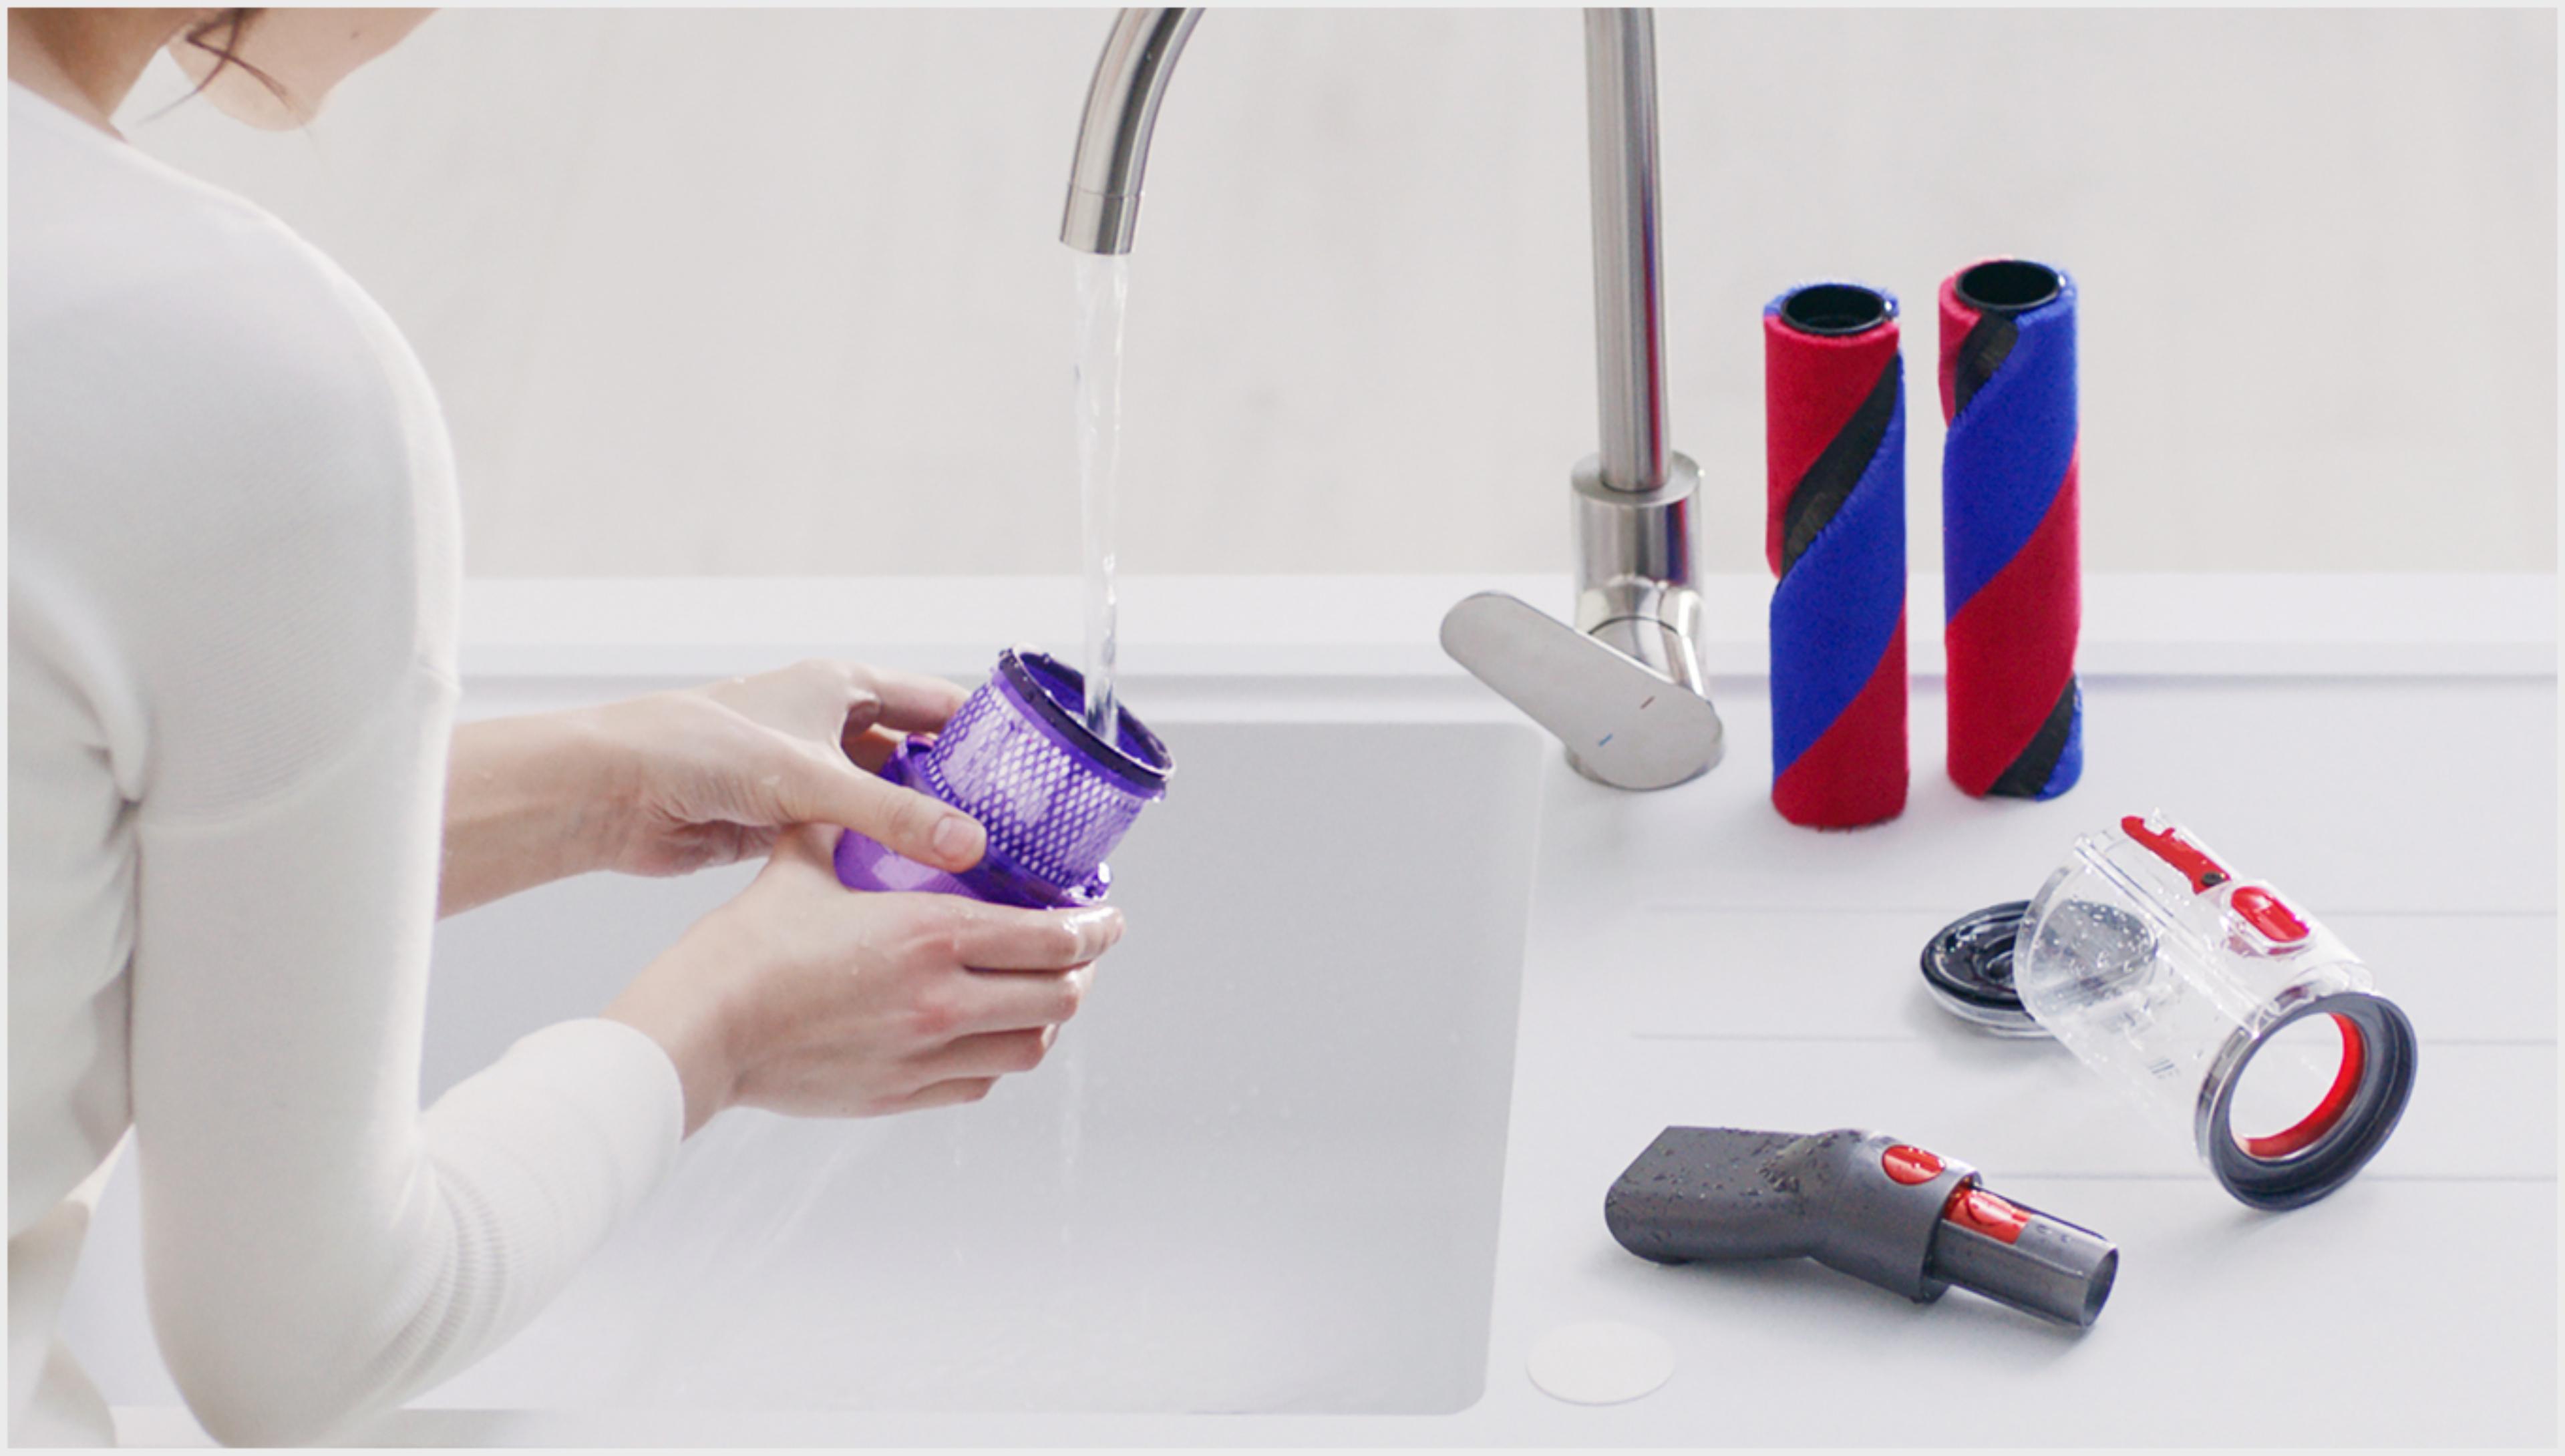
[
  {"left": 604, "top": 826, "right": 1123, "bottom": 1133},
  {"left": 441, "top": 660, "right": 983, "bottom": 916},
  {"left": 581, "top": 659, "right": 977, "bottom": 878}
]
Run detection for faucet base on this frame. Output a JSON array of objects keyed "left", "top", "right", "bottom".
[
  {"left": 1564, "top": 737, "right": 1716, "bottom": 791},
  {"left": 1441, "top": 590, "right": 1724, "bottom": 792},
  {"left": 1437, "top": 445, "right": 1726, "bottom": 791},
  {"left": 1572, "top": 444, "right": 1719, "bottom": 707},
  {"left": 1572, "top": 451, "right": 1699, "bottom": 618}
]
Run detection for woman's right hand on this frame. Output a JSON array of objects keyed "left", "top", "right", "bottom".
[{"left": 605, "top": 826, "right": 1123, "bottom": 1135}]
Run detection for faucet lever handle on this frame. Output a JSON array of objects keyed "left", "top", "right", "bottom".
[{"left": 1440, "top": 590, "right": 1723, "bottom": 791}]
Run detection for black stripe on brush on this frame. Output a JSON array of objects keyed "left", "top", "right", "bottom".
[
  {"left": 1987, "top": 677, "right": 2081, "bottom": 799},
  {"left": 1779, "top": 359, "right": 1900, "bottom": 578},
  {"left": 1948, "top": 312, "right": 2017, "bottom": 418}
]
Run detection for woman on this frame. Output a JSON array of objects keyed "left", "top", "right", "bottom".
[{"left": 8, "top": 9, "right": 1122, "bottom": 1445}]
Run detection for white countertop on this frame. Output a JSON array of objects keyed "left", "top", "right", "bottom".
[{"left": 112, "top": 573, "right": 2557, "bottom": 1446}]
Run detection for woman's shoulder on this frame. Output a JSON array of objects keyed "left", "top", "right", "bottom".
[
  {"left": 11, "top": 85, "right": 453, "bottom": 522},
  {"left": 10, "top": 86, "right": 437, "bottom": 438},
  {"left": 9, "top": 87, "right": 460, "bottom": 723}
]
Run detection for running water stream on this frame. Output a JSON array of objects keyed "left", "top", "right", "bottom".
[
  {"left": 1073, "top": 252, "right": 1131, "bottom": 745},
  {"left": 1061, "top": 250, "right": 1134, "bottom": 1248}
]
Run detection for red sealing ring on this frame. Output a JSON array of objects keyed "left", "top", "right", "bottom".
[{"left": 2238, "top": 1014, "right": 2366, "bottom": 1159}]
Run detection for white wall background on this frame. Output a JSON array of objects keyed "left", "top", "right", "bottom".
[{"left": 121, "top": 7, "right": 2556, "bottom": 578}]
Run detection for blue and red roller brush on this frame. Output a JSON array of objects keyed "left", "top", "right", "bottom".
[
  {"left": 1938, "top": 258, "right": 2082, "bottom": 801},
  {"left": 1764, "top": 282, "right": 1908, "bottom": 828}
]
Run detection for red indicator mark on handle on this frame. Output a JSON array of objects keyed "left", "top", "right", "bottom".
[
  {"left": 1940, "top": 1184, "right": 2033, "bottom": 1244},
  {"left": 2121, "top": 815, "right": 2231, "bottom": 894},
  {"left": 1882, "top": 1145, "right": 1945, "bottom": 1185}
]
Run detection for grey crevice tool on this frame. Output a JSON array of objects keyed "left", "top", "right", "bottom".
[{"left": 1606, "top": 1127, "right": 2119, "bottom": 1327}]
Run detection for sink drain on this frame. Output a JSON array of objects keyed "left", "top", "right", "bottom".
[{"left": 1526, "top": 1320, "right": 1674, "bottom": 1406}]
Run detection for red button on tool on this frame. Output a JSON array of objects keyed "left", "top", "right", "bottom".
[
  {"left": 1882, "top": 1145, "right": 1944, "bottom": 1185},
  {"left": 1940, "top": 1184, "right": 2034, "bottom": 1244},
  {"left": 2229, "top": 885, "right": 2311, "bottom": 944}
]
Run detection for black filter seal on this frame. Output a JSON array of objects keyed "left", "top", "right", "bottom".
[
  {"left": 1001, "top": 647, "right": 1174, "bottom": 793},
  {"left": 1920, "top": 902, "right": 2042, "bottom": 1036},
  {"left": 2202, "top": 992, "right": 2419, "bottom": 1212}
]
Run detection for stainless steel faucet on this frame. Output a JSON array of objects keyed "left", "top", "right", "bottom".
[{"left": 1060, "top": 9, "right": 1724, "bottom": 791}]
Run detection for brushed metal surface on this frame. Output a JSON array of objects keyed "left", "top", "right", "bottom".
[{"left": 1440, "top": 589, "right": 1723, "bottom": 789}]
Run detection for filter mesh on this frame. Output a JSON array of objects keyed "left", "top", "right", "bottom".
[{"left": 916, "top": 679, "right": 1148, "bottom": 890}]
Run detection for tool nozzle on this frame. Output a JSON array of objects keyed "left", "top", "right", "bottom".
[
  {"left": 1925, "top": 1182, "right": 2118, "bottom": 1328},
  {"left": 1606, "top": 1127, "right": 2117, "bottom": 1328}
]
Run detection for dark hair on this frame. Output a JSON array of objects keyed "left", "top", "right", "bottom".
[{"left": 149, "top": 8, "right": 289, "bottom": 118}]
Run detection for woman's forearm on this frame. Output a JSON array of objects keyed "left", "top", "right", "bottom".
[
  {"left": 440, "top": 662, "right": 984, "bottom": 916},
  {"left": 440, "top": 711, "right": 623, "bottom": 916}
]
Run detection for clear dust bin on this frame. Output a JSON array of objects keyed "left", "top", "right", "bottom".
[{"left": 1928, "top": 812, "right": 2418, "bottom": 1210}]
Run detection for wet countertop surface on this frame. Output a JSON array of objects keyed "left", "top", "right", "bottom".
[{"left": 108, "top": 574, "right": 2556, "bottom": 1446}]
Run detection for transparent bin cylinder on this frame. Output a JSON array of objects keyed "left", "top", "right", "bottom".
[{"left": 2014, "top": 813, "right": 2417, "bottom": 1210}]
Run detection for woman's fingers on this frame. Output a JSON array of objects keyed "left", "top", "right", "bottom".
[
  {"left": 844, "top": 724, "right": 905, "bottom": 774},
  {"left": 764, "top": 822, "right": 842, "bottom": 872},
  {"left": 945, "top": 902, "right": 1124, "bottom": 970},
  {"left": 841, "top": 665, "right": 969, "bottom": 737},
  {"left": 906, "top": 1027, "right": 1055, "bottom": 1084},
  {"left": 685, "top": 663, "right": 971, "bottom": 865},
  {"left": 880, "top": 1077, "right": 1000, "bottom": 1115},
  {"left": 951, "top": 963, "right": 1091, "bottom": 1033},
  {"left": 765, "top": 747, "right": 986, "bottom": 872}
]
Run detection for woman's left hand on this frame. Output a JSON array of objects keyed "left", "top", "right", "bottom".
[
  {"left": 441, "top": 660, "right": 984, "bottom": 916},
  {"left": 589, "top": 659, "right": 977, "bottom": 877}
]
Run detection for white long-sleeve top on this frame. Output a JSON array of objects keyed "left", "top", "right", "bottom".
[{"left": 7, "top": 85, "right": 684, "bottom": 1446}]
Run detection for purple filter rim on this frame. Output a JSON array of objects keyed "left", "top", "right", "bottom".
[{"left": 998, "top": 648, "right": 1174, "bottom": 796}]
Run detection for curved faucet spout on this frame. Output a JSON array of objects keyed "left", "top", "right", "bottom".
[
  {"left": 1057, "top": 7, "right": 1723, "bottom": 787},
  {"left": 1058, "top": 8, "right": 1674, "bottom": 496},
  {"left": 1060, "top": 8, "right": 1204, "bottom": 256}
]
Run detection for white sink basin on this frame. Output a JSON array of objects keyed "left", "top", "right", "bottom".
[{"left": 59, "top": 675, "right": 1548, "bottom": 1419}]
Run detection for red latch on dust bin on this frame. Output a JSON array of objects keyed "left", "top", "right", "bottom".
[
  {"left": 2122, "top": 814, "right": 2230, "bottom": 893},
  {"left": 2228, "top": 885, "right": 2311, "bottom": 944}
]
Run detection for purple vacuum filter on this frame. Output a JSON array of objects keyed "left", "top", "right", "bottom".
[{"left": 834, "top": 647, "right": 1173, "bottom": 908}]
